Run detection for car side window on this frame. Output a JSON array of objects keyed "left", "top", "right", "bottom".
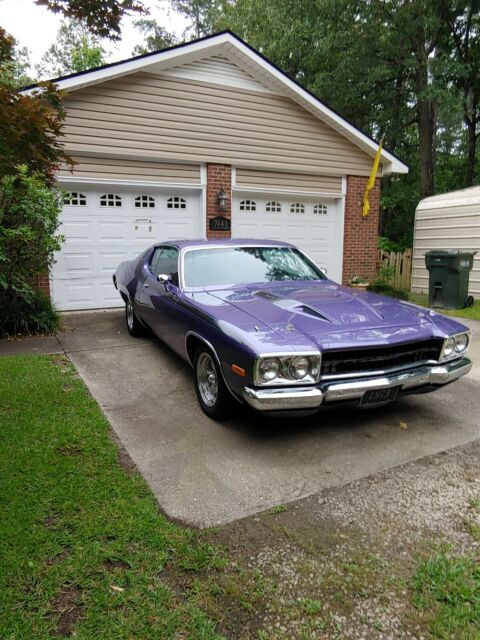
[
  {"left": 149, "top": 248, "right": 163, "bottom": 276},
  {"left": 149, "top": 247, "right": 180, "bottom": 285}
]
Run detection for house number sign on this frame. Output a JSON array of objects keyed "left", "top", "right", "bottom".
[{"left": 209, "top": 215, "right": 231, "bottom": 231}]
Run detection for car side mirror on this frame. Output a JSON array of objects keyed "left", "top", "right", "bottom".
[{"left": 157, "top": 273, "right": 171, "bottom": 284}]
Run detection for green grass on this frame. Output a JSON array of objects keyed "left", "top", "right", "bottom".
[
  {"left": 413, "top": 553, "right": 480, "bottom": 639},
  {"left": 0, "top": 355, "right": 225, "bottom": 639},
  {"left": 408, "top": 292, "right": 480, "bottom": 321}
]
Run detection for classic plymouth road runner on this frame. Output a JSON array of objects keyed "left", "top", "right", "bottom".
[{"left": 114, "top": 239, "right": 472, "bottom": 419}]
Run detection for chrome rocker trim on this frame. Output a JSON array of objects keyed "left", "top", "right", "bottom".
[{"left": 242, "top": 357, "right": 472, "bottom": 412}]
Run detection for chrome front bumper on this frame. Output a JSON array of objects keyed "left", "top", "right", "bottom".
[{"left": 242, "top": 357, "right": 472, "bottom": 412}]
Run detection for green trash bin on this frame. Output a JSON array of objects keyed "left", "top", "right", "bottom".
[{"left": 425, "top": 250, "right": 476, "bottom": 309}]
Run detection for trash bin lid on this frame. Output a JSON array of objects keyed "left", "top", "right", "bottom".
[{"left": 425, "top": 250, "right": 477, "bottom": 256}]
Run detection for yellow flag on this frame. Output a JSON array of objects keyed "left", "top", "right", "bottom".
[{"left": 362, "top": 136, "right": 384, "bottom": 217}]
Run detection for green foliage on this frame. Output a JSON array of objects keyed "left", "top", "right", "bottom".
[
  {"left": 377, "top": 236, "right": 406, "bottom": 253},
  {"left": 0, "top": 29, "right": 71, "bottom": 183},
  {"left": 298, "top": 598, "right": 323, "bottom": 616},
  {"left": 413, "top": 552, "right": 480, "bottom": 637},
  {"left": 0, "top": 26, "right": 71, "bottom": 336},
  {"left": 0, "top": 290, "right": 59, "bottom": 336},
  {"left": 132, "top": 19, "right": 177, "bottom": 56},
  {"left": 369, "top": 254, "right": 409, "bottom": 299},
  {"left": 171, "top": 0, "right": 214, "bottom": 38},
  {"left": 37, "top": 19, "right": 107, "bottom": 79},
  {"left": 377, "top": 263, "right": 396, "bottom": 285},
  {"left": 35, "top": 0, "right": 145, "bottom": 40},
  {"left": 0, "top": 39, "right": 33, "bottom": 89},
  {"left": 0, "top": 167, "right": 63, "bottom": 336}
]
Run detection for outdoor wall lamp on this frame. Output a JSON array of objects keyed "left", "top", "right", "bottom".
[{"left": 217, "top": 187, "right": 227, "bottom": 210}]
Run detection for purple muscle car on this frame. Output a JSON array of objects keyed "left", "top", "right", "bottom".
[{"left": 114, "top": 239, "right": 472, "bottom": 419}]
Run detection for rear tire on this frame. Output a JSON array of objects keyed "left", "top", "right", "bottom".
[
  {"left": 194, "top": 346, "right": 233, "bottom": 420},
  {"left": 125, "top": 299, "right": 146, "bottom": 337}
]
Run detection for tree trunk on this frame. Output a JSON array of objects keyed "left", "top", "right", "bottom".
[
  {"left": 415, "top": 60, "right": 436, "bottom": 198},
  {"left": 465, "top": 93, "right": 478, "bottom": 187}
]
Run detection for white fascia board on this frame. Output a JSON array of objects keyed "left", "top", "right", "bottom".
[
  {"left": 24, "top": 31, "right": 408, "bottom": 175},
  {"left": 22, "top": 34, "right": 230, "bottom": 95},
  {"left": 56, "top": 175, "right": 202, "bottom": 190},
  {"left": 232, "top": 186, "right": 341, "bottom": 199}
]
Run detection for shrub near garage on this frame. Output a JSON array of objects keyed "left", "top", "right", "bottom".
[{"left": 0, "top": 167, "right": 63, "bottom": 336}]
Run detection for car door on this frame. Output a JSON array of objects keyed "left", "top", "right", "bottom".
[{"left": 139, "top": 246, "right": 182, "bottom": 344}]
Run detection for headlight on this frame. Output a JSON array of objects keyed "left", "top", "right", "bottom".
[
  {"left": 444, "top": 337, "right": 456, "bottom": 357},
  {"left": 288, "top": 356, "right": 310, "bottom": 380},
  {"left": 442, "top": 333, "right": 470, "bottom": 361},
  {"left": 455, "top": 333, "right": 469, "bottom": 353},
  {"left": 258, "top": 357, "right": 281, "bottom": 382},
  {"left": 255, "top": 354, "right": 321, "bottom": 385}
]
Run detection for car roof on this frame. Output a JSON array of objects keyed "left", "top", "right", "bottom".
[{"left": 165, "top": 239, "right": 296, "bottom": 250}]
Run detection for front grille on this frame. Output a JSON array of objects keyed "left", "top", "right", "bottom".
[{"left": 321, "top": 338, "right": 444, "bottom": 376}]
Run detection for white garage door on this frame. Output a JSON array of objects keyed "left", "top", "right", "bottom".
[
  {"left": 51, "top": 184, "right": 202, "bottom": 310},
  {"left": 232, "top": 193, "right": 344, "bottom": 282}
]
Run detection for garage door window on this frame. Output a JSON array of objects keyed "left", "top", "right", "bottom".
[
  {"left": 265, "top": 201, "right": 281, "bottom": 213},
  {"left": 239, "top": 200, "right": 256, "bottom": 212},
  {"left": 100, "top": 193, "right": 122, "bottom": 207},
  {"left": 290, "top": 203, "right": 305, "bottom": 214},
  {"left": 314, "top": 204, "right": 328, "bottom": 215},
  {"left": 64, "top": 192, "right": 86, "bottom": 206},
  {"left": 167, "top": 196, "right": 186, "bottom": 209},
  {"left": 135, "top": 195, "right": 155, "bottom": 208}
]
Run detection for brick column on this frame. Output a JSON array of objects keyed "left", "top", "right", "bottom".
[
  {"left": 29, "top": 272, "right": 51, "bottom": 299},
  {"left": 206, "top": 163, "right": 232, "bottom": 238},
  {"left": 342, "top": 175, "right": 381, "bottom": 285}
]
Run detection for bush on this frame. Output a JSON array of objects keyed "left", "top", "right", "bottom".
[
  {"left": 0, "top": 166, "right": 63, "bottom": 336},
  {"left": 377, "top": 236, "right": 407, "bottom": 253},
  {"left": 367, "top": 282, "right": 409, "bottom": 300},
  {"left": 0, "top": 289, "right": 59, "bottom": 337}
]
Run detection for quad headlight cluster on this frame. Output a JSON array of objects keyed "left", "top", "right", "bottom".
[
  {"left": 254, "top": 354, "right": 322, "bottom": 386},
  {"left": 441, "top": 332, "right": 470, "bottom": 361}
]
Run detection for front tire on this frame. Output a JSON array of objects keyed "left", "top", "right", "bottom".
[
  {"left": 125, "top": 299, "right": 146, "bottom": 337},
  {"left": 194, "top": 346, "right": 233, "bottom": 420}
]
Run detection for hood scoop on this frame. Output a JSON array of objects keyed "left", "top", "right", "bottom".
[{"left": 254, "top": 290, "right": 333, "bottom": 323}]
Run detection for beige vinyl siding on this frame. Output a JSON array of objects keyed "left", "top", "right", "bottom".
[
  {"left": 235, "top": 168, "right": 342, "bottom": 194},
  {"left": 412, "top": 202, "right": 480, "bottom": 296},
  {"left": 62, "top": 72, "right": 375, "bottom": 176},
  {"left": 56, "top": 156, "right": 201, "bottom": 183}
]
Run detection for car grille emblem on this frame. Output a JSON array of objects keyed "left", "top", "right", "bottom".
[{"left": 286, "top": 323, "right": 295, "bottom": 332}]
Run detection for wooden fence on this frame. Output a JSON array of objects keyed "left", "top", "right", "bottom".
[{"left": 377, "top": 248, "right": 413, "bottom": 290}]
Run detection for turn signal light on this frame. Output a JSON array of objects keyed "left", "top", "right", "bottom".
[{"left": 231, "top": 364, "right": 246, "bottom": 376}]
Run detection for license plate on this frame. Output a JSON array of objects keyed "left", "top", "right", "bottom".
[{"left": 360, "top": 386, "right": 399, "bottom": 407}]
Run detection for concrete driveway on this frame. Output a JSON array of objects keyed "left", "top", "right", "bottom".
[{"left": 4, "top": 309, "right": 480, "bottom": 527}]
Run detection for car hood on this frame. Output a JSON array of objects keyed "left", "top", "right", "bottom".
[{"left": 205, "top": 281, "right": 460, "bottom": 352}]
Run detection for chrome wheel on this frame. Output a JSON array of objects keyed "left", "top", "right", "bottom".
[
  {"left": 196, "top": 352, "right": 218, "bottom": 407},
  {"left": 126, "top": 301, "right": 134, "bottom": 330}
]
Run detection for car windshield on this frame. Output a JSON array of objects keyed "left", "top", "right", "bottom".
[{"left": 183, "top": 246, "right": 325, "bottom": 287}]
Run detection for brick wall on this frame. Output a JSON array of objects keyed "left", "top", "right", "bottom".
[
  {"left": 28, "top": 272, "right": 51, "bottom": 298},
  {"left": 206, "top": 163, "right": 232, "bottom": 238},
  {"left": 342, "top": 175, "right": 381, "bottom": 284}
]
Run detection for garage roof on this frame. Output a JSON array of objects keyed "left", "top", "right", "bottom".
[
  {"left": 417, "top": 185, "right": 480, "bottom": 210},
  {"left": 22, "top": 30, "right": 408, "bottom": 176}
]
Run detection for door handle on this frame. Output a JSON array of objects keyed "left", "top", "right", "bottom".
[{"left": 143, "top": 283, "right": 149, "bottom": 288}]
